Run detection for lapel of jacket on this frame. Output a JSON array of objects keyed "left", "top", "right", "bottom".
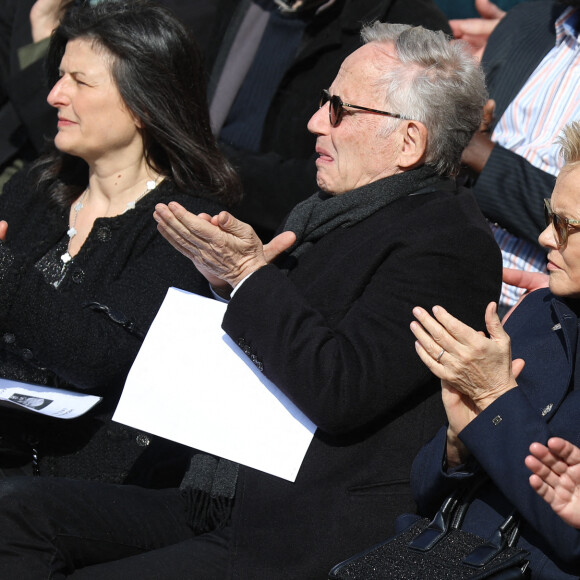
[
  {"left": 547, "top": 296, "right": 579, "bottom": 417},
  {"left": 507, "top": 289, "right": 577, "bottom": 422},
  {"left": 207, "top": 0, "right": 253, "bottom": 101}
]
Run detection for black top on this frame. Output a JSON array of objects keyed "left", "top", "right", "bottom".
[{"left": 0, "top": 166, "right": 224, "bottom": 481}]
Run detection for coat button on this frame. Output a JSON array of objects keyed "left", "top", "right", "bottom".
[
  {"left": 72, "top": 269, "right": 85, "bottom": 284},
  {"left": 250, "top": 355, "right": 264, "bottom": 372},
  {"left": 3, "top": 333, "right": 15, "bottom": 344},
  {"left": 21, "top": 348, "right": 33, "bottom": 360},
  {"left": 96, "top": 226, "right": 112, "bottom": 242},
  {"left": 135, "top": 434, "right": 151, "bottom": 447}
]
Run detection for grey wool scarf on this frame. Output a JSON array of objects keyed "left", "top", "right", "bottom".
[{"left": 283, "top": 165, "right": 440, "bottom": 259}]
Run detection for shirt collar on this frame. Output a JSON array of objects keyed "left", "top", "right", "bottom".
[
  {"left": 272, "top": 0, "right": 337, "bottom": 15},
  {"left": 555, "top": 7, "right": 580, "bottom": 46}
]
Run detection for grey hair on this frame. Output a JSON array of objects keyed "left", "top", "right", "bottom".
[
  {"left": 361, "top": 22, "right": 487, "bottom": 176},
  {"left": 558, "top": 121, "right": 580, "bottom": 170}
]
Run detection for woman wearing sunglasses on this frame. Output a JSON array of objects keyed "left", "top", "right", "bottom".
[{"left": 411, "top": 121, "right": 580, "bottom": 576}]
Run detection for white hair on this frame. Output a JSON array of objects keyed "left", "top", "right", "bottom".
[{"left": 361, "top": 22, "right": 488, "bottom": 176}]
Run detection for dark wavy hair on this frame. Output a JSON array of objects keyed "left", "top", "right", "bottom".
[{"left": 35, "top": 0, "right": 241, "bottom": 207}]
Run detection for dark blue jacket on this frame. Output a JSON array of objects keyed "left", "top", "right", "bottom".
[{"left": 412, "top": 288, "right": 580, "bottom": 578}]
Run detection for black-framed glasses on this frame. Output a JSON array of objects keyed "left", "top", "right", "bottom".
[
  {"left": 544, "top": 198, "right": 580, "bottom": 247},
  {"left": 319, "top": 89, "right": 412, "bottom": 127}
]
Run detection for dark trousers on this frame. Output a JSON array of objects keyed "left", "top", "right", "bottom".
[{"left": 0, "top": 477, "right": 231, "bottom": 579}]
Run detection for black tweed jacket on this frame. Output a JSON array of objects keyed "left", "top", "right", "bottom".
[{"left": 0, "top": 166, "right": 223, "bottom": 481}]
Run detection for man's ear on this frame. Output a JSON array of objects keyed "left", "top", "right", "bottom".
[{"left": 398, "top": 121, "right": 428, "bottom": 169}]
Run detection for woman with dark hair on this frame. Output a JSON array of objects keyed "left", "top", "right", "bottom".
[{"left": 0, "top": 0, "right": 241, "bottom": 481}]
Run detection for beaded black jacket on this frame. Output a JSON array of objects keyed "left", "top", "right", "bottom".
[{"left": 0, "top": 166, "right": 223, "bottom": 481}]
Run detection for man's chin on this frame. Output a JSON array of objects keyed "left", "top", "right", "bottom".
[{"left": 316, "top": 176, "right": 330, "bottom": 193}]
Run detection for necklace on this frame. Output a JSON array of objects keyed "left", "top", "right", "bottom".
[{"left": 60, "top": 178, "right": 159, "bottom": 265}]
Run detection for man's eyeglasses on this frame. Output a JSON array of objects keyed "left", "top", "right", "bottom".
[
  {"left": 544, "top": 198, "right": 580, "bottom": 247},
  {"left": 319, "top": 89, "right": 412, "bottom": 127}
]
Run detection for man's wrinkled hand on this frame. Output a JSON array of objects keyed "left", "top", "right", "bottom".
[{"left": 154, "top": 204, "right": 296, "bottom": 291}]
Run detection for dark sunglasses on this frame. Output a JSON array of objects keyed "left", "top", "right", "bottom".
[
  {"left": 544, "top": 198, "right": 580, "bottom": 247},
  {"left": 319, "top": 89, "right": 411, "bottom": 127}
]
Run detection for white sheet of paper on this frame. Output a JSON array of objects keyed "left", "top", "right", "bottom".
[
  {"left": 0, "top": 378, "right": 102, "bottom": 419},
  {"left": 113, "top": 287, "right": 316, "bottom": 482}
]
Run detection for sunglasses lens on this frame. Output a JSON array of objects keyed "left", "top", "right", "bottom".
[
  {"left": 319, "top": 90, "right": 342, "bottom": 126},
  {"left": 545, "top": 201, "right": 563, "bottom": 245},
  {"left": 545, "top": 203, "right": 567, "bottom": 245},
  {"left": 320, "top": 90, "right": 336, "bottom": 126},
  {"left": 554, "top": 214, "right": 566, "bottom": 245},
  {"left": 329, "top": 96, "right": 342, "bottom": 126}
]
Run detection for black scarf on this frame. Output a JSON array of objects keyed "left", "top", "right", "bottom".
[
  {"left": 180, "top": 453, "right": 239, "bottom": 535},
  {"left": 282, "top": 165, "right": 440, "bottom": 259}
]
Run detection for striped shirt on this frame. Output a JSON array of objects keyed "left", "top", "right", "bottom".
[{"left": 492, "top": 7, "right": 580, "bottom": 306}]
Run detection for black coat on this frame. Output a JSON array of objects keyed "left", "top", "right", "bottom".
[
  {"left": 217, "top": 178, "right": 502, "bottom": 577},
  {"left": 207, "top": 0, "right": 451, "bottom": 239},
  {"left": 0, "top": 0, "right": 56, "bottom": 171}
]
